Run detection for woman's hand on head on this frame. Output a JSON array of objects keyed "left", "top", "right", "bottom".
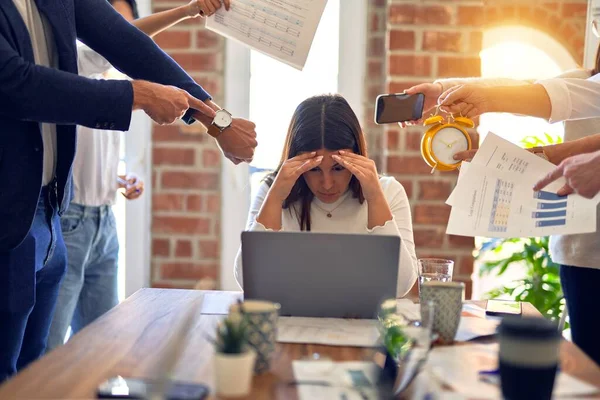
[
  {"left": 270, "top": 152, "right": 323, "bottom": 202},
  {"left": 331, "top": 152, "right": 382, "bottom": 201}
]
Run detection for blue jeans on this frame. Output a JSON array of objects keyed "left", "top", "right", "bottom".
[
  {"left": 0, "top": 186, "right": 66, "bottom": 382},
  {"left": 46, "top": 204, "right": 119, "bottom": 352},
  {"left": 560, "top": 265, "right": 600, "bottom": 367}
]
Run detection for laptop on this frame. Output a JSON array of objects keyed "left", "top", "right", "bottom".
[{"left": 241, "top": 231, "right": 400, "bottom": 319}]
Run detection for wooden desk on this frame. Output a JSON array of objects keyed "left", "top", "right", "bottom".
[{"left": 1, "top": 289, "right": 599, "bottom": 399}]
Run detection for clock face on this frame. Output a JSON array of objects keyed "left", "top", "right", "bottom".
[
  {"left": 430, "top": 127, "right": 469, "bottom": 166},
  {"left": 214, "top": 110, "right": 232, "bottom": 128}
]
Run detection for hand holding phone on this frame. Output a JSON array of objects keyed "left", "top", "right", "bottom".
[{"left": 374, "top": 93, "right": 425, "bottom": 124}]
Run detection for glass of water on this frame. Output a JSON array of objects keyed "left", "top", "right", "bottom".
[{"left": 417, "top": 258, "right": 454, "bottom": 295}]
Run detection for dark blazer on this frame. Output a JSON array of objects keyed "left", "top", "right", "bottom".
[{"left": 0, "top": 0, "right": 210, "bottom": 251}]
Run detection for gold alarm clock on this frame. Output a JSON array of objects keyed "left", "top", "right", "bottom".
[{"left": 421, "top": 110, "right": 473, "bottom": 172}]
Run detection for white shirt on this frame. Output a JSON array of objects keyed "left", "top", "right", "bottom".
[
  {"left": 438, "top": 72, "right": 600, "bottom": 269},
  {"left": 72, "top": 43, "right": 121, "bottom": 206},
  {"left": 12, "top": 0, "right": 58, "bottom": 185},
  {"left": 234, "top": 176, "right": 419, "bottom": 297}
]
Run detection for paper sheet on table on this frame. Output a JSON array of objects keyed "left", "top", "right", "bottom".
[
  {"left": 428, "top": 344, "right": 599, "bottom": 399},
  {"left": 446, "top": 164, "right": 596, "bottom": 237},
  {"left": 277, "top": 317, "right": 379, "bottom": 347},
  {"left": 292, "top": 361, "right": 379, "bottom": 400},
  {"left": 205, "top": 0, "right": 327, "bottom": 70}
]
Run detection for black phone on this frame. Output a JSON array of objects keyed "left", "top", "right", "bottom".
[
  {"left": 97, "top": 376, "right": 209, "bottom": 400},
  {"left": 485, "top": 300, "right": 522, "bottom": 317},
  {"left": 374, "top": 93, "right": 425, "bottom": 124}
]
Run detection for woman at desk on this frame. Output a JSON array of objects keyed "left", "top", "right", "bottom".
[{"left": 234, "top": 94, "right": 418, "bottom": 297}]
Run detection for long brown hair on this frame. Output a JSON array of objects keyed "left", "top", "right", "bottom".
[{"left": 264, "top": 94, "right": 368, "bottom": 231}]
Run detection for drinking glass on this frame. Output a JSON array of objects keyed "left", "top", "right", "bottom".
[{"left": 417, "top": 258, "right": 454, "bottom": 295}]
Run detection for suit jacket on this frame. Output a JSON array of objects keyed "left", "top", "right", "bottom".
[{"left": 0, "top": 0, "right": 210, "bottom": 251}]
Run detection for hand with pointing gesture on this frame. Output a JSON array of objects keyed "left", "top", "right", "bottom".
[{"left": 533, "top": 151, "right": 600, "bottom": 198}]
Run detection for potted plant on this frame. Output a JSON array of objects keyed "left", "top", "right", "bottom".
[{"left": 212, "top": 313, "right": 256, "bottom": 397}]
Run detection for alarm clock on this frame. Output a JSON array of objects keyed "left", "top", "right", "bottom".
[{"left": 421, "top": 112, "right": 473, "bottom": 172}]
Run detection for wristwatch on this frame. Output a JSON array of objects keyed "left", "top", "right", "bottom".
[
  {"left": 530, "top": 146, "right": 549, "bottom": 161},
  {"left": 207, "top": 109, "right": 233, "bottom": 138}
]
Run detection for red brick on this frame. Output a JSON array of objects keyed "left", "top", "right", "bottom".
[
  {"left": 186, "top": 194, "right": 203, "bottom": 212},
  {"left": 544, "top": 3, "right": 560, "bottom": 12},
  {"left": 388, "top": 4, "right": 416, "bottom": 25},
  {"left": 562, "top": 3, "right": 587, "bottom": 18},
  {"left": 389, "top": 55, "right": 431, "bottom": 77},
  {"left": 470, "top": 31, "right": 483, "bottom": 53},
  {"left": 175, "top": 240, "right": 193, "bottom": 258},
  {"left": 422, "top": 31, "right": 463, "bottom": 52},
  {"left": 202, "top": 148, "right": 221, "bottom": 168},
  {"left": 500, "top": 6, "right": 516, "bottom": 20},
  {"left": 153, "top": 124, "right": 207, "bottom": 143},
  {"left": 548, "top": 15, "right": 563, "bottom": 32},
  {"left": 368, "top": 37, "right": 385, "bottom": 58},
  {"left": 437, "top": 56, "right": 481, "bottom": 78},
  {"left": 199, "top": 240, "right": 220, "bottom": 259},
  {"left": 191, "top": 76, "right": 220, "bottom": 96},
  {"left": 206, "top": 194, "right": 220, "bottom": 213},
  {"left": 448, "top": 234, "right": 475, "bottom": 249},
  {"left": 413, "top": 229, "right": 444, "bottom": 248},
  {"left": 457, "top": 6, "right": 484, "bottom": 27},
  {"left": 170, "top": 53, "right": 217, "bottom": 72},
  {"left": 161, "top": 171, "right": 219, "bottom": 190},
  {"left": 153, "top": 193, "right": 185, "bottom": 211},
  {"left": 389, "top": 30, "right": 416, "bottom": 50},
  {"left": 387, "top": 155, "right": 432, "bottom": 175},
  {"left": 418, "top": 181, "right": 452, "bottom": 200},
  {"left": 457, "top": 255, "right": 475, "bottom": 276},
  {"left": 154, "top": 30, "right": 191, "bottom": 49},
  {"left": 417, "top": 6, "right": 453, "bottom": 25},
  {"left": 454, "top": 277, "right": 473, "bottom": 299},
  {"left": 387, "top": 130, "right": 399, "bottom": 150},
  {"left": 153, "top": 147, "right": 195, "bottom": 166},
  {"left": 196, "top": 30, "right": 221, "bottom": 48},
  {"left": 396, "top": 180, "right": 413, "bottom": 199},
  {"left": 404, "top": 129, "right": 423, "bottom": 151},
  {"left": 153, "top": 216, "right": 211, "bottom": 234},
  {"left": 160, "top": 262, "right": 218, "bottom": 280},
  {"left": 560, "top": 24, "right": 577, "bottom": 43},
  {"left": 387, "top": 81, "right": 422, "bottom": 94},
  {"left": 484, "top": 7, "right": 501, "bottom": 25},
  {"left": 368, "top": 60, "right": 384, "bottom": 80},
  {"left": 152, "top": 238, "right": 170, "bottom": 257},
  {"left": 413, "top": 204, "right": 451, "bottom": 225}
]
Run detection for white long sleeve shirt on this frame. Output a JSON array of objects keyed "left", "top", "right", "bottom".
[
  {"left": 73, "top": 43, "right": 122, "bottom": 206},
  {"left": 234, "top": 176, "right": 419, "bottom": 297}
]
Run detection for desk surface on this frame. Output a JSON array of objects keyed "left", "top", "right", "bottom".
[{"left": 1, "top": 288, "right": 599, "bottom": 399}]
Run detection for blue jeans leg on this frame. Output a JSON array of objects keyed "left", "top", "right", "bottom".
[
  {"left": 560, "top": 264, "right": 600, "bottom": 367},
  {"left": 0, "top": 189, "right": 66, "bottom": 382},
  {"left": 71, "top": 206, "right": 119, "bottom": 333}
]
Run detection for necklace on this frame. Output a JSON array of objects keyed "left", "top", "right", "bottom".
[{"left": 312, "top": 196, "right": 347, "bottom": 218}]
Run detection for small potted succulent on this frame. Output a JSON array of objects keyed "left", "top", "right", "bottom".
[{"left": 212, "top": 313, "right": 256, "bottom": 397}]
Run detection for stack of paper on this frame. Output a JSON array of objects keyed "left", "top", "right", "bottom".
[{"left": 446, "top": 133, "right": 599, "bottom": 238}]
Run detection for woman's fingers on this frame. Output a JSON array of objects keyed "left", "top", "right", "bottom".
[{"left": 294, "top": 156, "right": 323, "bottom": 176}]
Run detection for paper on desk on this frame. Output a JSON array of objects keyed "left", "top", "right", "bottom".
[
  {"left": 205, "top": 0, "right": 327, "bottom": 70},
  {"left": 277, "top": 317, "right": 380, "bottom": 347},
  {"left": 428, "top": 344, "right": 599, "bottom": 399},
  {"left": 292, "top": 361, "right": 379, "bottom": 400}
]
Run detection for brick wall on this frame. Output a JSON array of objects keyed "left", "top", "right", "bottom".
[{"left": 150, "top": 3, "right": 224, "bottom": 290}]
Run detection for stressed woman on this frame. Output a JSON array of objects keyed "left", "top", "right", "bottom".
[{"left": 234, "top": 94, "right": 418, "bottom": 297}]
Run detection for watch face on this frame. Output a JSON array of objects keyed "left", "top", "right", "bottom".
[
  {"left": 214, "top": 110, "right": 232, "bottom": 128},
  {"left": 431, "top": 127, "right": 469, "bottom": 166}
]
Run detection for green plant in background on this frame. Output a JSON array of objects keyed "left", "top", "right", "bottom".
[
  {"left": 213, "top": 314, "right": 249, "bottom": 354},
  {"left": 476, "top": 132, "right": 566, "bottom": 328}
]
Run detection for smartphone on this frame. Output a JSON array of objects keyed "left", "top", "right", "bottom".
[
  {"left": 485, "top": 300, "right": 522, "bottom": 317},
  {"left": 374, "top": 93, "right": 425, "bottom": 124},
  {"left": 97, "top": 376, "right": 209, "bottom": 400}
]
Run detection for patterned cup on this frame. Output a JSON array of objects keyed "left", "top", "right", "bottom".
[
  {"left": 229, "top": 300, "right": 280, "bottom": 374},
  {"left": 420, "top": 281, "right": 464, "bottom": 344}
]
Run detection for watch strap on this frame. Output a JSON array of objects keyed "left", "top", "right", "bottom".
[{"left": 207, "top": 123, "right": 222, "bottom": 138}]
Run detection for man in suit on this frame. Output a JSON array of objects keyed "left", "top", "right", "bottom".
[{"left": 0, "top": 0, "right": 255, "bottom": 381}]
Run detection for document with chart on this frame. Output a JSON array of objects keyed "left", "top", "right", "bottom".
[
  {"left": 446, "top": 133, "right": 599, "bottom": 238},
  {"left": 205, "top": 0, "right": 327, "bottom": 70}
]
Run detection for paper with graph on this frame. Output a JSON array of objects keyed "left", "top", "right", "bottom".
[
  {"left": 205, "top": 0, "right": 327, "bottom": 70},
  {"left": 446, "top": 133, "right": 599, "bottom": 238}
]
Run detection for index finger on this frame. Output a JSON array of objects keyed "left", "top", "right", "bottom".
[
  {"left": 185, "top": 93, "right": 217, "bottom": 119},
  {"left": 223, "top": 0, "right": 230, "bottom": 10},
  {"left": 288, "top": 152, "right": 318, "bottom": 162},
  {"left": 533, "top": 165, "right": 564, "bottom": 191}
]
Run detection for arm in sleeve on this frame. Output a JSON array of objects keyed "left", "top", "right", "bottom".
[
  {"left": 537, "top": 73, "right": 600, "bottom": 122},
  {"left": 233, "top": 182, "right": 277, "bottom": 289},
  {"left": 366, "top": 180, "right": 418, "bottom": 298},
  {"left": 0, "top": 32, "right": 133, "bottom": 129},
  {"left": 74, "top": 0, "right": 211, "bottom": 123},
  {"left": 435, "top": 77, "right": 532, "bottom": 93}
]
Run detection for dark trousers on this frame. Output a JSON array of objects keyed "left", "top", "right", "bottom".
[
  {"left": 0, "top": 186, "right": 67, "bottom": 382},
  {"left": 560, "top": 264, "right": 600, "bottom": 367}
]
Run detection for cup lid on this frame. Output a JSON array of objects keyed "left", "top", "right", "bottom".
[{"left": 498, "top": 316, "right": 559, "bottom": 339}]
